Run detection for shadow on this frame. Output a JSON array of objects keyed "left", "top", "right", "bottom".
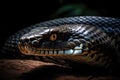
[{"left": 20, "top": 63, "right": 113, "bottom": 80}]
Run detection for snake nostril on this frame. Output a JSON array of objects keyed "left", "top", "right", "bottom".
[{"left": 30, "top": 38, "right": 35, "bottom": 41}]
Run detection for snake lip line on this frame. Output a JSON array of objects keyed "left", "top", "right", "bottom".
[{"left": 18, "top": 43, "right": 88, "bottom": 55}]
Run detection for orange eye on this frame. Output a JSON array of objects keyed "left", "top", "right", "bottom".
[{"left": 50, "top": 34, "right": 57, "bottom": 41}]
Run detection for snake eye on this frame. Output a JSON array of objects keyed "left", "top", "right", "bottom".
[{"left": 50, "top": 33, "right": 57, "bottom": 41}]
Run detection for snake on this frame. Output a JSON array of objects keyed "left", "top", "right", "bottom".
[{"left": 1, "top": 16, "right": 120, "bottom": 71}]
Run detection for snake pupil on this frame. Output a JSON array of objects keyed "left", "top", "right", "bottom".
[{"left": 50, "top": 34, "right": 57, "bottom": 41}]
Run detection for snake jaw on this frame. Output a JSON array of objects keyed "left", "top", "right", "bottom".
[
  {"left": 18, "top": 38, "right": 111, "bottom": 68},
  {"left": 18, "top": 41, "right": 83, "bottom": 55},
  {"left": 19, "top": 44, "right": 111, "bottom": 68}
]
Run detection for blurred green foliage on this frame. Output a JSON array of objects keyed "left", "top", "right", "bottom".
[{"left": 50, "top": 3, "right": 100, "bottom": 18}]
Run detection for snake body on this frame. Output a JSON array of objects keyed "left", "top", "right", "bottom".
[{"left": 1, "top": 16, "right": 120, "bottom": 70}]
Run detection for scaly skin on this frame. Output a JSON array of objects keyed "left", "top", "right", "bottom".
[{"left": 1, "top": 16, "right": 120, "bottom": 70}]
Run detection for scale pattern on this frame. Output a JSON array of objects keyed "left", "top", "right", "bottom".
[{"left": 1, "top": 16, "right": 120, "bottom": 68}]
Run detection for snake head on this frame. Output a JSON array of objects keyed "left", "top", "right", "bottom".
[{"left": 18, "top": 24, "right": 113, "bottom": 69}]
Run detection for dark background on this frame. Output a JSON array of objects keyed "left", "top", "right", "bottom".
[{"left": 1, "top": 0, "right": 120, "bottom": 47}]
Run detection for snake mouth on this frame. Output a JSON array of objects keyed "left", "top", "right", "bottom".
[
  {"left": 18, "top": 42, "right": 111, "bottom": 68},
  {"left": 18, "top": 43, "right": 85, "bottom": 56}
]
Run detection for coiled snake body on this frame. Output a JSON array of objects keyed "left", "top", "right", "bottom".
[{"left": 1, "top": 16, "right": 120, "bottom": 70}]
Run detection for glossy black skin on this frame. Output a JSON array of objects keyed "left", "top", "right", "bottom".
[{"left": 1, "top": 16, "right": 120, "bottom": 70}]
